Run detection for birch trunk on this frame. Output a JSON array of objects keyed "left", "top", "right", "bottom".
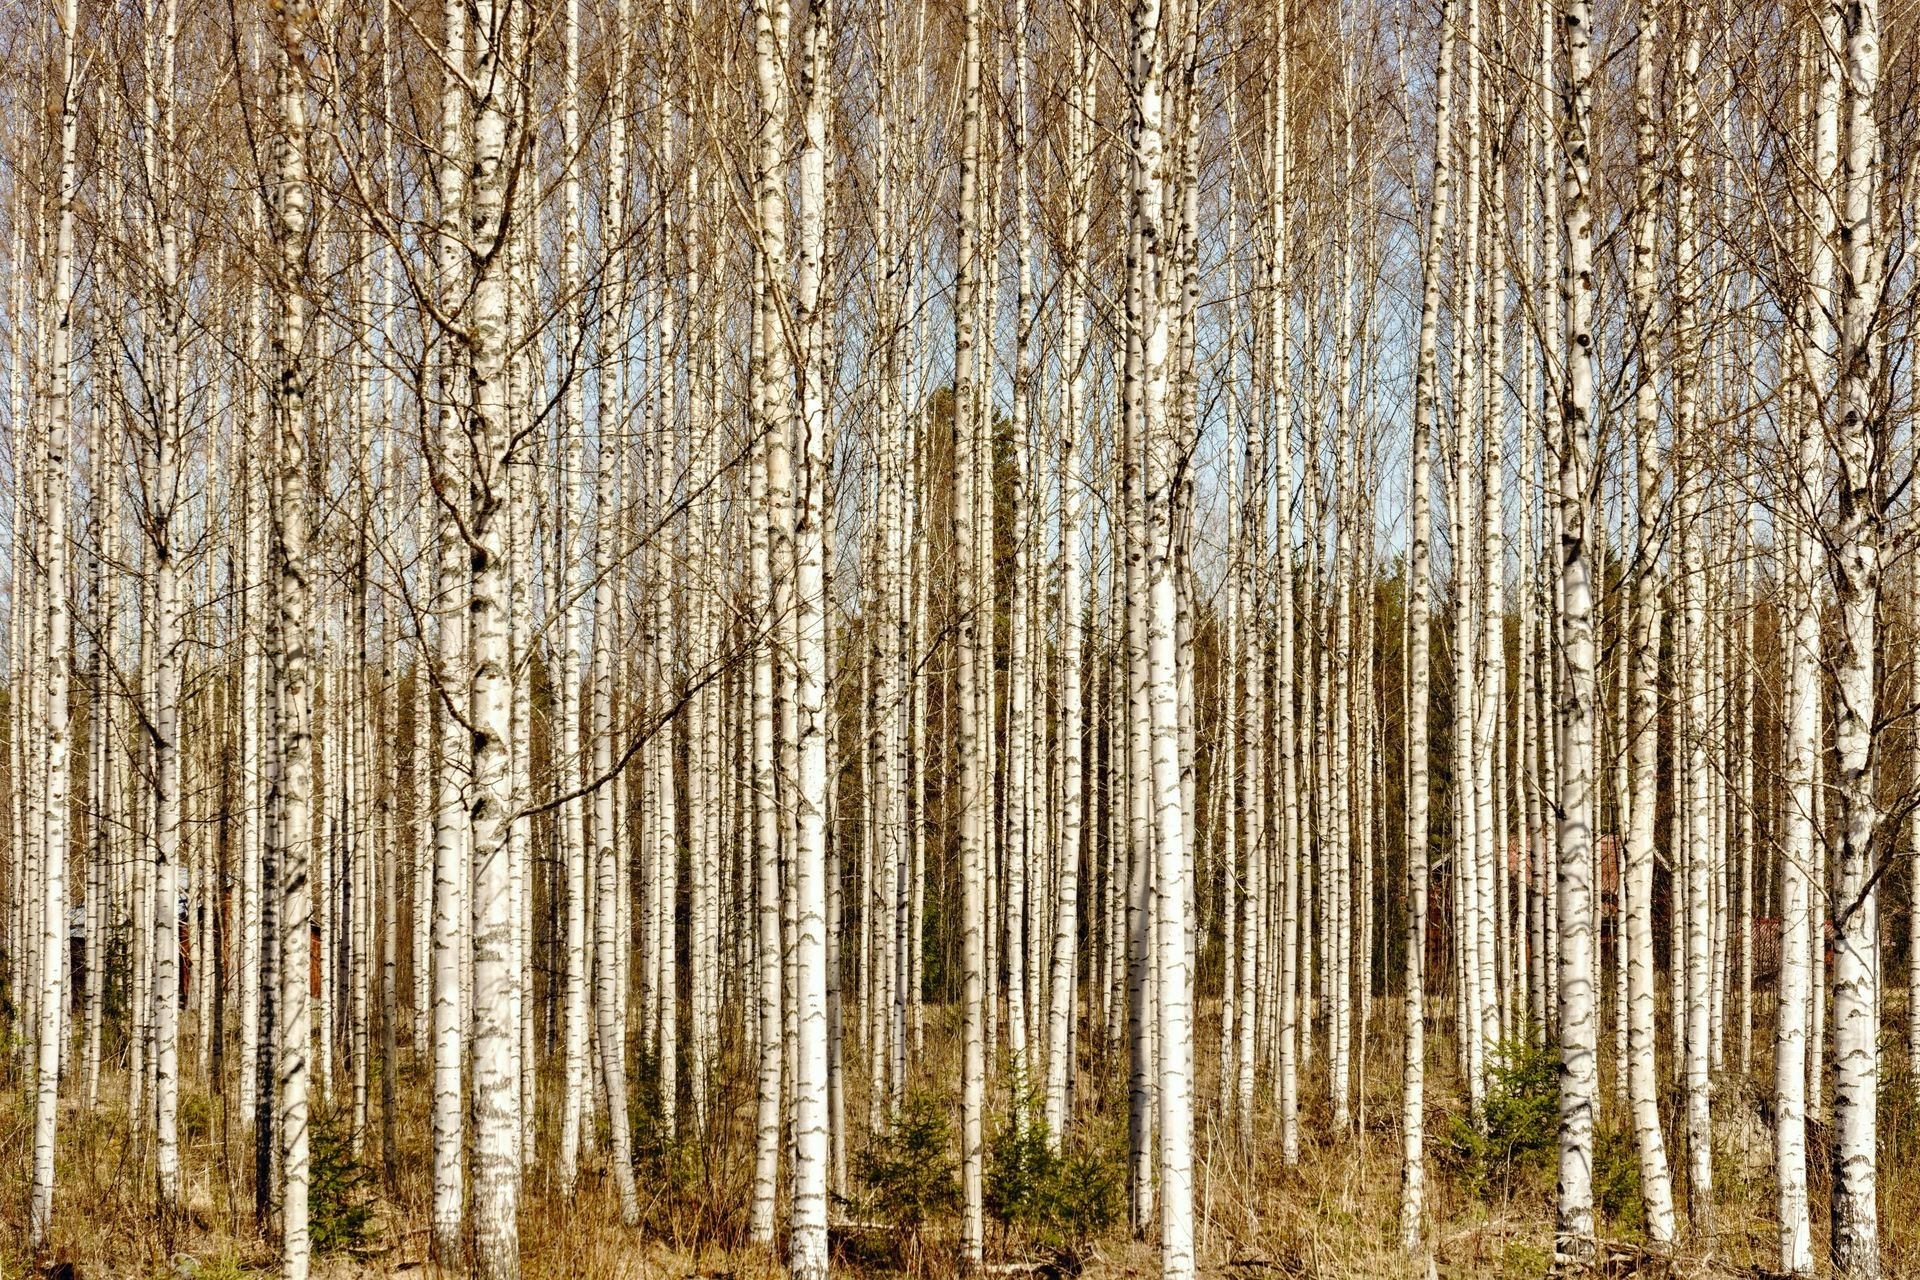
[
  {"left": 1045, "top": 26, "right": 1095, "bottom": 1141},
  {"left": 1626, "top": 5, "right": 1676, "bottom": 1238},
  {"left": 954, "top": 0, "right": 988, "bottom": 1260},
  {"left": 429, "top": 0, "right": 470, "bottom": 1252},
  {"left": 594, "top": 0, "right": 639, "bottom": 1226},
  {"left": 1267, "top": 8, "right": 1302, "bottom": 1168},
  {"left": 1828, "top": 0, "right": 1882, "bottom": 1267},
  {"left": 269, "top": 9, "right": 315, "bottom": 1270},
  {"left": 462, "top": 2, "right": 523, "bottom": 1271},
  {"left": 1777, "top": 17, "right": 1838, "bottom": 1271},
  {"left": 1670, "top": 15, "right": 1713, "bottom": 1237},
  {"left": 1401, "top": 0, "right": 1453, "bottom": 1245},
  {"left": 789, "top": 2, "right": 834, "bottom": 1272},
  {"left": 142, "top": 0, "right": 183, "bottom": 1209},
  {"left": 1131, "top": 0, "right": 1193, "bottom": 1273},
  {"left": 28, "top": 0, "right": 78, "bottom": 1243},
  {"left": 556, "top": 0, "right": 589, "bottom": 1190},
  {"left": 1554, "top": 0, "right": 1601, "bottom": 1258}
]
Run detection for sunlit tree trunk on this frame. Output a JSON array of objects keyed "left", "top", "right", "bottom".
[
  {"left": 555, "top": 0, "right": 589, "bottom": 1191},
  {"left": 428, "top": 0, "right": 470, "bottom": 1254},
  {"left": 1777, "top": 18, "right": 1837, "bottom": 1273},
  {"left": 1267, "top": 5, "right": 1302, "bottom": 1167},
  {"left": 788, "top": 1, "right": 834, "bottom": 1273},
  {"left": 1329, "top": 92, "right": 1357, "bottom": 1133},
  {"left": 748, "top": 289, "right": 783, "bottom": 1243},
  {"left": 1625, "top": 5, "right": 1676, "bottom": 1240},
  {"left": 1553, "top": 0, "right": 1600, "bottom": 1259},
  {"left": 1668, "top": 14, "right": 1714, "bottom": 1240},
  {"left": 87, "top": 346, "right": 120, "bottom": 1115},
  {"left": 28, "top": 0, "right": 78, "bottom": 1245},
  {"left": 1828, "top": 0, "right": 1882, "bottom": 1269},
  {"left": 1004, "top": 0, "right": 1036, "bottom": 1088},
  {"left": 1401, "top": 0, "right": 1452, "bottom": 1246},
  {"left": 1131, "top": 0, "right": 1193, "bottom": 1273},
  {"left": 462, "top": 1, "right": 524, "bottom": 1271},
  {"left": 268, "top": 8, "right": 315, "bottom": 1271},
  {"left": 1045, "top": 19, "right": 1095, "bottom": 1143},
  {"left": 140, "top": 0, "right": 184, "bottom": 1212},
  {"left": 592, "top": 0, "right": 639, "bottom": 1227},
  {"left": 1231, "top": 52, "right": 1265, "bottom": 1142},
  {"left": 954, "top": 0, "right": 987, "bottom": 1260},
  {"left": 748, "top": 0, "right": 793, "bottom": 1245}
]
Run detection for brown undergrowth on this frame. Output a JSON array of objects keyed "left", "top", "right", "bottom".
[{"left": 4, "top": 998, "right": 1917, "bottom": 1277}]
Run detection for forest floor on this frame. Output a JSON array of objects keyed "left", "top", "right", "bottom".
[{"left": 5, "top": 1002, "right": 1919, "bottom": 1277}]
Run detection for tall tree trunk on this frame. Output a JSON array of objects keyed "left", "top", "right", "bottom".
[
  {"left": 143, "top": 0, "right": 183, "bottom": 1212},
  {"left": 28, "top": 0, "right": 79, "bottom": 1245},
  {"left": 1554, "top": 0, "right": 1601, "bottom": 1259},
  {"left": 1626, "top": 3, "right": 1676, "bottom": 1240},
  {"left": 789, "top": 2, "right": 834, "bottom": 1274},
  {"left": 463, "top": 1, "right": 524, "bottom": 1272},
  {"left": 954, "top": 0, "right": 987, "bottom": 1261},
  {"left": 1670, "top": 14, "right": 1713, "bottom": 1239},
  {"left": 555, "top": 0, "right": 589, "bottom": 1191},
  {"left": 1130, "top": 0, "right": 1193, "bottom": 1274},
  {"left": 1401, "top": 0, "right": 1452, "bottom": 1247},
  {"left": 269, "top": 8, "right": 315, "bottom": 1271},
  {"left": 749, "top": 0, "right": 793, "bottom": 1246},
  {"left": 1045, "top": 17, "right": 1095, "bottom": 1142},
  {"left": 1778, "top": 16, "right": 1839, "bottom": 1272},
  {"left": 1828, "top": 0, "right": 1882, "bottom": 1269}
]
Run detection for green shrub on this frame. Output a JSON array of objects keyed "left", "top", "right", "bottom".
[
  {"left": 984, "top": 1101, "right": 1124, "bottom": 1253},
  {"left": 1441, "top": 1036, "right": 1558, "bottom": 1200},
  {"left": 856, "top": 1091, "right": 961, "bottom": 1242},
  {"left": 983, "top": 1111, "right": 1052, "bottom": 1232},
  {"left": 185, "top": 1246, "right": 253, "bottom": 1280},
  {"left": 1593, "top": 1125, "right": 1642, "bottom": 1233},
  {"left": 180, "top": 1090, "right": 212, "bottom": 1143},
  {"left": 309, "top": 1116, "right": 375, "bottom": 1255}
]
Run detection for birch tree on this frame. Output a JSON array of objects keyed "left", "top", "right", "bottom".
[
  {"left": 28, "top": 0, "right": 78, "bottom": 1247},
  {"left": 1553, "top": 0, "right": 1601, "bottom": 1260},
  {"left": 954, "top": 0, "right": 988, "bottom": 1259},
  {"left": 1625, "top": 0, "right": 1676, "bottom": 1240},
  {"left": 268, "top": 3, "right": 316, "bottom": 1270},
  {"left": 1401, "top": 0, "right": 1454, "bottom": 1246},
  {"left": 1827, "top": 0, "right": 1883, "bottom": 1267}
]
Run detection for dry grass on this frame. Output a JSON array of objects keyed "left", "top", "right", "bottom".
[{"left": 5, "top": 1000, "right": 1920, "bottom": 1277}]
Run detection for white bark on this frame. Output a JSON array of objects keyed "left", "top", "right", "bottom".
[
  {"left": 268, "top": 9, "right": 314, "bottom": 1270},
  {"left": 1330, "top": 94, "right": 1358, "bottom": 1132},
  {"left": 1777, "top": 16, "right": 1838, "bottom": 1273},
  {"left": 463, "top": 2, "right": 522, "bottom": 1271},
  {"left": 592, "top": 0, "right": 639, "bottom": 1228},
  {"left": 29, "top": 0, "right": 78, "bottom": 1243},
  {"left": 556, "top": 0, "right": 588, "bottom": 1191},
  {"left": 1625, "top": 7, "right": 1676, "bottom": 1239},
  {"left": 1267, "top": 9, "right": 1301, "bottom": 1168},
  {"left": 1006, "top": 0, "right": 1036, "bottom": 1086},
  {"left": 749, "top": 0, "right": 793, "bottom": 1245},
  {"left": 1828, "top": 0, "right": 1882, "bottom": 1269},
  {"left": 1669, "top": 16, "right": 1713, "bottom": 1238},
  {"left": 1554, "top": 0, "right": 1600, "bottom": 1259},
  {"left": 789, "top": 3, "right": 834, "bottom": 1273},
  {"left": 140, "top": 0, "right": 184, "bottom": 1211},
  {"left": 748, "top": 287, "right": 783, "bottom": 1249},
  {"left": 429, "top": 0, "right": 469, "bottom": 1254},
  {"left": 954, "top": 0, "right": 987, "bottom": 1260},
  {"left": 1401, "top": 0, "right": 1452, "bottom": 1246},
  {"left": 1045, "top": 25, "right": 1095, "bottom": 1143},
  {"left": 1131, "top": 0, "right": 1192, "bottom": 1274}
]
